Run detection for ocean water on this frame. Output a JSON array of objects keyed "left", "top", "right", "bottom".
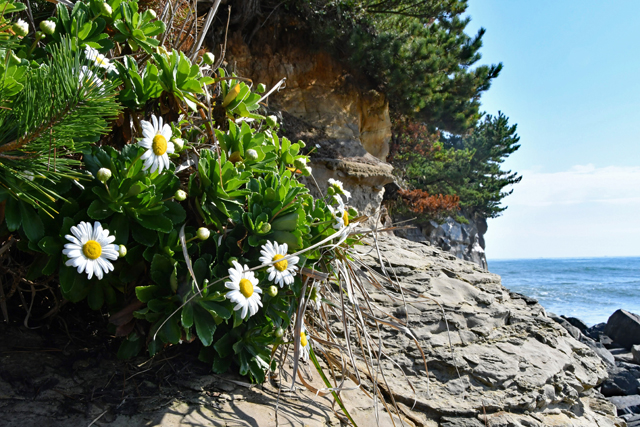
[{"left": 488, "top": 257, "right": 640, "bottom": 326}]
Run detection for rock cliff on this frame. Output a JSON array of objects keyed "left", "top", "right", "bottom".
[
  {"left": 227, "top": 30, "right": 395, "bottom": 218},
  {"left": 0, "top": 234, "right": 621, "bottom": 426},
  {"left": 394, "top": 211, "right": 489, "bottom": 269}
]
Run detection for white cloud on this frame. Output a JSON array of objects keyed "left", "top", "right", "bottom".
[
  {"left": 506, "top": 164, "right": 640, "bottom": 207},
  {"left": 487, "top": 165, "right": 640, "bottom": 259}
]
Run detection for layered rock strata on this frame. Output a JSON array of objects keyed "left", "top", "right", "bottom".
[{"left": 227, "top": 31, "right": 395, "bottom": 217}]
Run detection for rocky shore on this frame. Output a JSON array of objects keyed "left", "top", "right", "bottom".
[
  {"left": 551, "top": 309, "right": 640, "bottom": 426},
  {"left": 0, "top": 234, "right": 625, "bottom": 426}
]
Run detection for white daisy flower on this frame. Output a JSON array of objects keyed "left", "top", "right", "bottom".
[
  {"left": 63, "top": 221, "right": 119, "bottom": 280},
  {"left": 299, "top": 325, "right": 311, "bottom": 361},
  {"left": 84, "top": 46, "right": 117, "bottom": 73},
  {"left": 328, "top": 178, "right": 351, "bottom": 200},
  {"left": 138, "top": 115, "right": 175, "bottom": 174},
  {"left": 78, "top": 66, "right": 104, "bottom": 94},
  {"left": 225, "top": 261, "right": 263, "bottom": 319},
  {"left": 328, "top": 196, "right": 349, "bottom": 229},
  {"left": 259, "top": 241, "right": 299, "bottom": 287}
]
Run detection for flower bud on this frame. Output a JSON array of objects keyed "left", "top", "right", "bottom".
[
  {"left": 326, "top": 186, "right": 335, "bottom": 196},
  {"left": 298, "top": 140, "right": 306, "bottom": 148},
  {"left": 228, "top": 150, "right": 242, "bottom": 164},
  {"left": 97, "top": 168, "right": 112, "bottom": 183},
  {"left": 12, "top": 19, "right": 29, "bottom": 37},
  {"left": 118, "top": 245, "right": 127, "bottom": 258},
  {"left": 172, "top": 137, "right": 185, "bottom": 151},
  {"left": 39, "top": 20, "right": 56, "bottom": 36},
  {"left": 196, "top": 227, "right": 210, "bottom": 241},
  {"left": 275, "top": 327, "right": 285, "bottom": 338},
  {"left": 257, "top": 83, "right": 266, "bottom": 93},
  {"left": 99, "top": 2, "right": 113, "bottom": 17},
  {"left": 265, "top": 115, "right": 278, "bottom": 128},
  {"left": 203, "top": 52, "right": 215, "bottom": 65},
  {"left": 245, "top": 149, "right": 258, "bottom": 161},
  {"left": 147, "top": 9, "right": 157, "bottom": 19},
  {"left": 266, "top": 285, "right": 278, "bottom": 297},
  {"left": 260, "top": 222, "right": 271, "bottom": 234},
  {"left": 174, "top": 189, "right": 187, "bottom": 201},
  {"left": 301, "top": 166, "right": 312, "bottom": 176},
  {"left": 293, "top": 157, "right": 307, "bottom": 170}
]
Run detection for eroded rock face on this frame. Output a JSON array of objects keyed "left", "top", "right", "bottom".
[
  {"left": 227, "top": 31, "right": 394, "bottom": 216},
  {"left": 395, "top": 213, "right": 489, "bottom": 268},
  {"left": 352, "top": 234, "right": 621, "bottom": 426}
]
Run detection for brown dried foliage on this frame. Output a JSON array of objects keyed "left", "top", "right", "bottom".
[
  {"left": 388, "top": 113, "right": 440, "bottom": 162},
  {"left": 397, "top": 189, "right": 459, "bottom": 216}
]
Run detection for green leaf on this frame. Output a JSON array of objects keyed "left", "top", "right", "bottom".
[
  {"left": 138, "top": 214, "right": 173, "bottom": 233},
  {"left": 181, "top": 303, "right": 194, "bottom": 328},
  {"left": 5, "top": 197, "right": 21, "bottom": 231},
  {"left": 117, "top": 336, "right": 142, "bottom": 359},
  {"left": 109, "top": 214, "right": 129, "bottom": 245},
  {"left": 193, "top": 304, "right": 216, "bottom": 347},
  {"left": 161, "top": 315, "right": 181, "bottom": 344},
  {"left": 214, "top": 332, "right": 234, "bottom": 358},
  {"left": 212, "top": 356, "right": 232, "bottom": 374},
  {"left": 132, "top": 223, "right": 157, "bottom": 246},
  {"left": 87, "top": 200, "right": 112, "bottom": 220},
  {"left": 19, "top": 202, "right": 44, "bottom": 242},
  {"left": 38, "top": 236, "right": 61, "bottom": 256},
  {"left": 150, "top": 254, "right": 175, "bottom": 288},
  {"left": 199, "top": 300, "right": 231, "bottom": 319},
  {"left": 164, "top": 201, "right": 186, "bottom": 225},
  {"left": 135, "top": 285, "right": 158, "bottom": 303}
]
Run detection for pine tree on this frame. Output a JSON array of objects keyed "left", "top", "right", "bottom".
[
  {"left": 442, "top": 112, "right": 522, "bottom": 217},
  {"left": 294, "top": 0, "right": 502, "bottom": 134},
  {"left": 0, "top": 37, "right": 120, "bottom": 213}
]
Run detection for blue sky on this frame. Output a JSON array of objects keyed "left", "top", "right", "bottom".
[{"left": 465, "top": 1, "right": 640, "bottom": 259}]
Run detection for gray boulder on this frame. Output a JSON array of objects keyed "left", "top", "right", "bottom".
[
  {"left": 605, "top": 309, "right": 640, "bottom": 349},
  {"left": 633, "top": 344, "right": 640, "bottom": 364},
  {"left": 609, "top": 394, "right": 640, "bottom": 415},
  {"left": 601, "top": 367, "right": 640, "bottom": 396}
]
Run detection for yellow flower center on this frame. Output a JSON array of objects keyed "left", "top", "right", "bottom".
[
  {"left": 342, "top": 211, "right": 349, "bottom": 226},
  {"left": 239, "top": 278, "right": 254, "bottom": 298},
  {"left": 272, "top": 254, "right": 288, "bottom": 272},
  {"left": 152, "top": 134, "right": 168, "bottom": 155},
  {"left": 82, "top": 240, "right": 102, "bottom": 260},
  {"left": 96, "top": 56, "right": 108, "bottom": 66},
  {"left": 300, "top": 331, "right": 308, "bottom": 347}
]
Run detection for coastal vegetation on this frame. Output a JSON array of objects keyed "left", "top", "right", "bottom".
[
  {"left": 286, "top": 0, "right": 522, "bottom": 221},
  {"left": 2, "top": 0, "right": 522, "bottom": 424}
]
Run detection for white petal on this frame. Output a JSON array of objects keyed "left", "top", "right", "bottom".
[
  {"left": 241, "top": 304, "right": 248, "bottom": 319},
  {"left": 62, "top": 249, "right": 82, "bottom": 258},
  {"left": 94, "top": 263, "right": 104, "bottom": 280},
  {"left": 161, "top": 124, "right": 172, "bottom": 140},
  {"left": 165, "top": 141, "right": 175, "bottom": 154},
  {"left": 65, "top": 235, "right": 82, "bottom": 246},
  {"left": 139, "top": 138, "right": 152, "bottom": 149},
  {"left": 92, "top": 222, "right": 103, "bottom": 241},
  {"left": 143, "top": 154, "right": 155, "bottom": 170},
  {"left": 85, "top": 261, "right": 94, "bottom": 280},
  {"left": 151, "top": 115, "right": 158, "bottom": 132}
]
